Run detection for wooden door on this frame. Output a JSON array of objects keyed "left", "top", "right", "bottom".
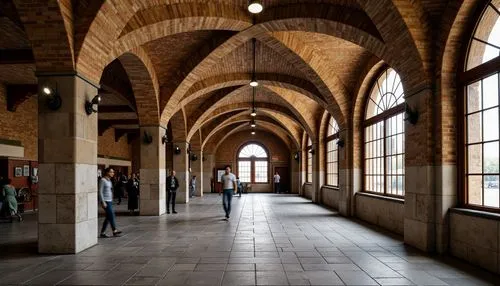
[{"left": 274, "top": 167, "right": 289, "bottom": 193}]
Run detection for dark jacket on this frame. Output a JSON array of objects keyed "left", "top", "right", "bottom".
[{"left": 167, "top": 176, "right": 179, "bottom": 191}]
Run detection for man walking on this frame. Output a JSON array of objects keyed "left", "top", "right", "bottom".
[
  {"left": 221, "top": 165, "right": 237, "bottom": 219},
  {"left": 190, "top": 175, "right": 197, "bottom": 198},
  {"left": 166, "top": 170, "right": 179, "bottom": 214},
  {"left": 273, "top": 171, "right": 281, "bottom": 194}
]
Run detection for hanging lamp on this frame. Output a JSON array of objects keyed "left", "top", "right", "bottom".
[
  {"left": 250, "top": 38, "right": 258, "bottom": 87},
  {"left": 248, "top": 0, "right": 263, "bottom": 14}
]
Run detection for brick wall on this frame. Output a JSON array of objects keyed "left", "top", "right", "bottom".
[
  {"left": 213, "top": 130, "right": 291, "bottom": 193},
  {"left": 0, "top": 84, "right": 38, "bottom": 160},
  {"left": 98, "top": 128, "right": 132, "bottom": 160}
]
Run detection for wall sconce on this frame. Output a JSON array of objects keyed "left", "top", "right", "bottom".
[
  {"left": 309, "top": 149, "right": 315, "bottom": 155},
  {"left": 161, "top": 133, "right": 168, "bottom": 145},
  {"left": 405, "top": 103, "right": 419, "bottom": 125},
  {"left": 85, "top": 95, "right": 101, "bottom": 115},
  {"left": 143, "top": 131, "right": 153, "bottom": 144},
  {"left": 294, "top": 152, "right": 300, "bottom": 161},
  {"left": 41, "top": 84, "right": 62, "bottom": 110},
  {"left": 337, "top": 139, "right": 345, "bottom": 148},
  {"left": 174, "top": 145, "right": 181, "bottom": 155},
  {"left": 190, "top": 153, "right": 198, "bottom": 161}
]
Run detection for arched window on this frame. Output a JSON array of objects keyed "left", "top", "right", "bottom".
[
  {"left": 307, "top": 137, "right": 312, "bottom": 182},
  {"left": 326, "top": 116, "right": 340, "bottom": 186},
  {"left": 463, "top": 0, "right": 500, "bottom": 210},
  {"left": 238, "top": 143, "right": 268, "bottom": 183},
  {"left": 364, "top": 67, "right": 405, "bottom": 196}
]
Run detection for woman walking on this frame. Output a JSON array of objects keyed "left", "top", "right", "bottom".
[
  {"left": 2, "top": 179, "right": 22, "bottom": 222},
  {"left": 99, "top": 168, "right": 122, "bottom": 238}
]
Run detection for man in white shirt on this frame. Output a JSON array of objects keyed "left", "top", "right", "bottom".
[
  {"left": 220, "top": 165, "right": 237, "bottom": 219},
  {"left": 273, "top": 171, "right": 281, "bottom": 194}
]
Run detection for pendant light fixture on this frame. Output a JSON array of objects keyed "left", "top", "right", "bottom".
[
  {"left": 250, "top": 38, "right": 258, "bottom": 87},
  {"left": 250, "top": 119, "right": 256, "bottom": 128},
  {"left": 250, "top": 86, "right": 257, "bottom": 117},
  {"left": 248, "top": 0, "right": 263, "bottom": 14}
]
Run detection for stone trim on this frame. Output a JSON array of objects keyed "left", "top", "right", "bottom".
[
  {"left": 451, "top": 208, "right": 500, "bottom": 221},
  {"left": 356, "top": 191, "right": 404, "bottom": 204},
  {"left": 322, "top": 185, "right": 339, "bottom": 191}
]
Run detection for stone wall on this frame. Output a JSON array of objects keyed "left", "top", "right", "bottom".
[
  {"left": 303, "top": 183, "right": 313, "bottom": 200},
  {"left": 320, "top": 186, "right": 339, "bottom": 210},
  {"left": 355, "top": 193, "right": 404, "bottom": 235},
  {"left": 450, "top": 210, "right": 500, "bottom": 274},
  {"left": 0, "top": 84, "right": 38, "bottom": 160}
]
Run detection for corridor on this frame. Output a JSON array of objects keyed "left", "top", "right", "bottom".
[{"left": 0, "top": 194, "right": 497, "bottom": 286}]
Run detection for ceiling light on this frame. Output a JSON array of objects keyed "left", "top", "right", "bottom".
[
  {"left": 251, "top": 121, "right": 256, "bottom": 128},
  {"left": 250, "top": 109, "right": 257, "bottom": 117},
  {"left": 250, "top": 80, "right": 259, "bottom": 87},
  {"left": 251, "top": 131, "right": 256, "bottom": 135},
  {"left": 248, "top": 1, "right": 263, "bottom": 14}
]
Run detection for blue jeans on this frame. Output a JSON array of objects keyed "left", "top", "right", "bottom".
[
  {"left": 101, "top": 201, "right": 116, "bottom": 233},
  {"left": 222, "top": 189, "right": 233, "bottom": 217}
]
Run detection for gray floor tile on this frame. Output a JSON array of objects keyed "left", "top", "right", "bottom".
[
  {"left": 375, "top": 277, "right": 416, "bottom": 285},
  {"left": 226, "top": 263, "right": 256, "bottom": 271},
  {"left": 336, "top": 270, "right": 378, "bottom": 285},
  {"left": 256, "top": 271, "right": 288, "bottom": 285},
  {"left": 222, "top": 271, "right": 256, "bottom": 286}
]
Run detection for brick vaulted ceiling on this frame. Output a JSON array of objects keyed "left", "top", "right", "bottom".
[{"left": 3, "top": 0, "right": 456, "bottom": 151}]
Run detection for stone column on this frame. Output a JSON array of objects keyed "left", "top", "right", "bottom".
[
  {"left": 190, "top": 149, "right": 202, "bottom": 196},
  {"left": 139, "top": 126, "right": 166, "bottom": 216},
  {"left": 202, "top": 153, "right": 214, "bottom": 195},
  {"left": 37, "top": 74, "right": 98, "bottom": 254},
  {"left": 311, "top": 143, "right": 319, "bottom": 203},
  {"left": 173, "top": 142, "right": 189, "bottom": 203},
  {"left": 404, "top": 90, "right": 437, "bottom": 252},
  {"left": 338, "top": 129, "right": 352, "bottom": 216},
  {"left": 291, "top": 150, "right": 300, "bottom": 194}
]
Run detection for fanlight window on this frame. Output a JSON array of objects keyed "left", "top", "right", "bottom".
[
  {"left": 366, "top": 68, "right": 405, "bottom": 119},
  {"left": 467, "top": 1, "right": 500, "bottom": 70},
  {"left": 238, "top": 143, "right": 268, "bottom": 183},
  {"left": 364, "top": 67, "right": 405, "bottom": 197},
  {"left": 239, "top": 144, "right": 268, "bottom": 158},
  {"left": 326, "top": 116, "right": 340, "bottom": 186}
]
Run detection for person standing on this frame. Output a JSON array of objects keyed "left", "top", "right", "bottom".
[
  {"left": 273, "top": 171, "right": 281, "bottom": 194},
  {"left": 2, "top": 179, "right": 22, "bottom": 222},
  {"left": 190, "top": 175, "right": 197, "bottom": 198},
  {"left": 236, "top": 177, "right": 242, "bottom": 197},
  {"left": 166, "top": 170, "right": 179, "bottom": 214},
  {"left": 221, "top": 165, "right": 237, "bottom": 219},
  {"left": 127, "top": 173, "right": 139, "bottom": 215},
  {"left": 99, "top": 168, "right": 122, "bottom": 238}
]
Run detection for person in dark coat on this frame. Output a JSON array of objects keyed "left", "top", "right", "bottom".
[
  {"left": 166, "top": 170, "right": 179, "bottom": 214},
  {"left": 127, "top": 173, "right": 139, "bottom": 214},
  {"left": 115, "top": 172, "right": 127, "bottom": 205}
]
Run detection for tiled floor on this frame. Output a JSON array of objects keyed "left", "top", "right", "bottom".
[{"left": 0, "top": 194, "right": 499, "bottom": 285}]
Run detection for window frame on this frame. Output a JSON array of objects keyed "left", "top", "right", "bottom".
[
  {"left": 362, "top": 67, "right": 406, "bottom": 198},
  {"left": 237, "top": 142, "right": 269, "bottom": 184},
  {"left": 459, "top": 0, "right": 500, "bottom": 213},
  {"left": 325, "top": 116, "right": 340, "bottom": 188}
]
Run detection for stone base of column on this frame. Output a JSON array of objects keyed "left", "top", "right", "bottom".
[{"left": 139, "top": 168, "right": 166, "bottom": 216}]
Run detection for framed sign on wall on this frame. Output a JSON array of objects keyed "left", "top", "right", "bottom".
[{"left": 217, "top": 169, "right": 225, "bottom": 182}]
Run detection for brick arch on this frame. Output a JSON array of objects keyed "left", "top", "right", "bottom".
[
  {"left": 76, "top": 1, "right": 252, "bottom": 83},
  {"left": 13, "top": 0, "right": 75, "bottom": 72},
  {"left": 357, "top": 0, "right": 430, "bottom": 93},
  {"left": 190, "top": 99, "right": 315, "bottom": 144},
  {"left": 438, "top": 0, "right": 482, "bottom": 165},
  {"left": 170, "top": 109, "right": 187, "bottom": 142},
  {"left": 118, "top": 49, "right": 160, "bottom": 126},
  {"left": 187, "top": 85, "right": 319, "bottom": 141},
  {"left": 352, "top": 60, "right": 387, "bottom": 169},
  {"left": 201, "top": 111, "right": 300, "bottom": 150},
  {"left": 197, "top": 106, "right": 303, "bottom": 146},
  {"left": 161, "top": 16, "right": 387, "bottom": 125},
  {"left": 179, "top": 73, "right": 327, "bottom": 110}
]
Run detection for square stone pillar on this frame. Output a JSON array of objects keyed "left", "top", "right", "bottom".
[
  {"left": 291, "top": 150, "right": 300, "bottom": 194},
  {"left": 201, "top": 153, "right": 214, "bottom": 195},
  {"left": 37, "top": 75, "right": 98, "bottom": 254},
  {"left": 338, "top": 129, "right": 352, "bottom": 216},
  {"left": 311, "top": 143, "right": 319, "bottom": 203},
  {"left": 190, "top": 149, "right": 202, "bottom": 196},
  {"left": 404, "top": 90, "right": 437, "bottom": 252},
  {"left": 139, "top": 126, "right": 166, "bottom": 216},
  {"left": 173, "top": 142, "right": 189, "bottom": 203}
]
